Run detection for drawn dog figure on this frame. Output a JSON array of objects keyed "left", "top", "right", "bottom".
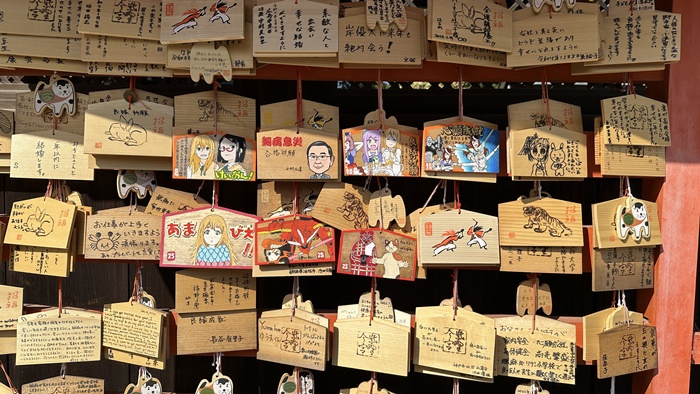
[{"left": 522, "top": 206, "right": 572, "bottom": 237}]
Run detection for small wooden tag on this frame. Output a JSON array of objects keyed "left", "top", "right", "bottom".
[
  {"left": 258, "top": 316, "right": 327, "bottom": 370},
  {"left": 516, "top": 277, "right": 553, "bottom": 316},
  {"left": 358, "top": 291, "right": 395, "bottom": 321},
  {"left": 256, "top": 215, "right": 335, "bottom": 265},
  {"left": 161, "top": 206, "right": 260, "bottom": 268},
  {"left": 508, "top": 98, "right": 583, "bottom": 133},
  {"left": 144, "top": 186, "right": 209, "bottom": 216},
  {"left": 9, "top": 243, "right": 73, "bottom": 278},
  {"left": 430, "top": 0, "right": 513, "bottom": 53},
  {"left": 423, "top": 121, "right": 500, "bottom": 174},
  {"left": 161, "top": 0, "right": 244, "bottom": 44},
  {"left": 82, "top": 35, "right": 168, "bottom": 66},
  {"left": 117, "top": 170, "right": 157, "bottom": 199},
  {"left": 33, "top": 74, "right": 77, "bottom": 117},
  {"left": 175, "top": 269, "right": 256, "bottom": 313},
  {"left": 0, "top": 285, "right": 23, "bottom": 331},
  {"left": 5, "top": 197, "right": 76, "bottom": 249},
  {"left": 531, "top": 0, "right": 576, "bottom": 12},
  {"left": 15, "top": 91, "right": 87, "bottom": 135},
  {"left": 256, "top": 181, "right": 323, "bottom": 219},
  {"left": 102, "top": 301, "right": 165, "bottom": 358},
  {"left": 173, "top": 132, "right": 256, "bottom": 181},
  {"left": 196, "top": 373, "right": 234, "bottom": 394},
  {"left": 11, "top": 130, "right": 95, "bottom": 181},
  {"left": 592, "top": 197, "right": 661, "bottom": 249},
  {"left": 343, "top": 127, "right": 421, "bottom": 177},
  {"left": 256, "top": 128, "right": 341, "bottom": 181},
  {"left": 583, "top": 307, "right": 645, "bottom": 361},
  {"left": 356, "top": 380, "right": 393, "bottom": 394},
  {"left": 79, "top": 0, "right": 161, "bottom": 39},
  {"left": 22, "top": 376, "right": 105, "bottom": 394},
  {"left": 598, "top": 324, "right": 658, "bottom": 378},
  {"left": 515, "top": 383, "right": 550, "bottom": 394},
  {"left": 368, "top": 188, "right": 406, "bottom": 228},
  {"left": 0, "top": 110, "right": 14, "bottom": 154},
  {"left": 311, "top": 183, "right": 372, "bottom": 231},
  {"left": 278, "top": 369, "right": 314, "bottom": 394},
  {"left": 338, "top": 229, "right": 417, "bottom": 280},
  {"left": 124, "top": 375, "right": 162, "bottom": 394},
  {"left": 88, "top": 89, "right": 172, "bottom": 107},
  {"left": 105, "top": 317, "right": 168, "bottom": 369},
  {"left": 190, "top": 43, "right": 233, "bottom": 84},
  {"left": 509, "top": 127, "right": 587, "bottom": 179},
  {"left": 85, "top": 209, "right": 161, "bottom": 260}
]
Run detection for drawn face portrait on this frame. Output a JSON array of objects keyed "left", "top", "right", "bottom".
[
  {"left": 367, "top": 136, "right": 379, "bottom": 153},
  {"left": 219, "top": 138, "right": 237, "bottom": 162},
  {"left": 217, "top": 134, "right": 246, "bottom": 164},
  {"left": 307, "top": 141, "right": 334, "bottom": 175},
  {"left": 384, "top": 131, "right": 398, "bottom": 149},
  {"left": 196, "top": 143, "right": 211, "bottom": 161},
  {"left": 531, "top": 142, "right": 548, "bottom": 161},
  {"left": 203, "top": 225, "right": 223, "bottom": 247}
]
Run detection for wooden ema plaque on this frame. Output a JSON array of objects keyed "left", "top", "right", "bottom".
[
  {"left": 501, "top": 246, "right": 583, "bottom": 274},
  {"left": 78, "top": 0, "right": 161, "bottom": 40},
  {"left": 260, "top": 99, "right": 339, "bottom": 133},
  {"left": 105, "top": 307, "right": 169, "bottom": 369},
  {"left": 592, "top": 196, "right": 661, "bottom": 249},
  {"left": 367, "top": 187, "right": 406, "bottom": 229},
  {"left": 16, "top": 310, "right": 102, "bottom": 365},
  {"left": 5, "top": 197, "right": 76, "bottom": 249},
  {"left": 366, "top": 0, "right": 407, "bottom": 31},
  {"left": 85, "top": 63, "right": 173, "bottom": 77},
  {"left": 172, "top": 131, "right": 256, "bottom": 181},
  {"left": 84, "top": 209, "right": 161, "bottom": 260},
  {"left": 253, "top": 0, "right": 339, "bottom": 57},
  {"left": 88, "top": 88, "right": 172, "bottom": 107},
  {"left": 174, "top": 91, "right": 256, "bottom": 130},
  {"left": 419, "top": 210, "right": 499, "bottom": 267},
  {"left": 189, "top": 42, "right": 234, "bottom": 84},
  {"left": 175, "top": 269, "right": 256, "bottom": 313},
  {"left": 255, "top": 215, "right": 335, "bottom": 265},
  {"left": 507, "top": 98, "right": 583, "bottom": 133},
  {"left": 498, "top": 196, "right": 583, "bottom": 247},
  {"left": 176, "top": 309, "right": 257, "bottom": 354},
  {"left": 601, "top": 94, "right": 671, "bottom": 146},
  {"left": 15, "top": 92, "right": 88, "bottom": 135},
  {"left": 414, "top": 306, "right": 496, "bottom": 381},
  {"left": 0, "top": 285, "right": 22, "bottom": 331},
  {"left": 435, "top": 42, "right": 509, "bottom": 69},
  {"left": 338, "top": 229, "right": 417, "bottom": 281},
  {"left": 429, "top": 0, "right": 512, "bottom": 52},
  {"left": 516, "top": 276, "right": 553, "bottom": 316},
  {"left": 507, "top": 8, "right": 600, "bottom": 68},
  {"left": 278, "top": 369, "right": 314, "bottom": 394},
  {"left": 592, "top": 247, "right": 655, "bottom": 291},
  {"left": 256, "top": 181, "right": 323, "bottom": 219},
  {"left": 102, "top": 301, "right": 165, "bottom": 358},
  {"left": 10, "top": 130, "right": 94, "bottom": 181},
  {"left": 423, "top": 121, "right": 500, "bottom": 175},
  {"left": 342, "top": 127, "right": 420, "bottom": 177},
  {"left": 257, "top": 127, "right": 341, "bottom": 181},
  {"left": 598, "top": 324, "right": 658, "bottom": 378},
  {"left": 333, "top": 317, "right": 411, "bottom": 376},
  {"left": 495, "top": 315, "right": 576, "bottom": 385},
  {"left": 0, "top": 33, "right": 81, "bottom": 60},
  {"left": 81, "top": 35, "right": 168, "bottom": 64},
  {"left": 123, "top": 375, "right": 162, "bottom": 394},
  {"left": 0, "top": 0, "right": 81, "bottom": 38},
  {"left": 509, "top": 127, "right": 587, "bottom": 179},
  {"left": 9, "top": 240, "right": 74, "bottom": 278},
  {"left": 144, "top": 186, "right": 209, "bottom": 216},
  {"left": 0, "top": 110, "right": 13, "bottom": 154},
  {"left": 166, "top": 23, "right": 255, "bottom": 70},
  {"left": 22, "top": 376, "right": 104, "bottom": 394},
  {"left": 161, "top": 206, "right": 261, "bottom": 268},
  {"left": 257, "top": 315, "right": 327, "bottom": 370},
  {"left": 161, "top": 0, "right": 244, "bottom": 44},
  {"left": 583, "top": 307, "right": 644, "bottom": 362},
  {"left": 597, "top": 125, "right": 666, "bottom": 178}
]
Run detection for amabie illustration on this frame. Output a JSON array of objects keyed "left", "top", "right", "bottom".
[{"left": 192, "top": 214, "right": 237, "bottom": 267}]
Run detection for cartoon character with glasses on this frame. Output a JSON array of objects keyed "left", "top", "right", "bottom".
[
  {"left": 216, "top": 134, "right": 249, "bottom": 178},
  {"left": 306, "top": 141, "right": 335, "bottom": 179}
]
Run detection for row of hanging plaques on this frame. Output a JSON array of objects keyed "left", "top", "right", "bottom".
[{"left": 2, "top": 74, "right": 671, "bottom": 182}]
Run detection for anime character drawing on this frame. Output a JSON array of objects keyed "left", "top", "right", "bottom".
[
  {"left": 454, "top": 129, "right": 499, "bottom": 172},
  {"left": 381, "top": 129, "right": 404, "bottom": 176},
  {"left": 344, "top": 132, "right": 363, "bottom": 175},
  {"left": 375, "top": 238, "right": 409, "bottom": 279},
  {"left": 216, "top": 134, "right": 250, "bottom": 179},
  {"left": 518, "top": 133, "right": 550, "bottom": 176},
  {"left": 261, "top": 238, "right": 292, "bottom": 264},
  {"left": 424, "top": 135, "right": 444, "bottom": 168},
  {"left": 432, "top": 229, "right": 464, "bottom": 256},
  {"left": 209, "top": 1, "right": 236, "bottom": 24},
  {"left": 362, "top": 129, "right": 382, "bottom": 172},
  {"left": 192, "top": 214, "right": 237, "bottom": 266},
  {"left": 466, "top": 219, "right": 492, "bottom": 249},
  {"left": 187, "top": 135, "right": 217, "bottom": 178},
  {"left": 172, "top": 7, "right": 207, "bottom": 34},
  {"left": 438, "top": 145, "right": 455, "bottom": 171}
]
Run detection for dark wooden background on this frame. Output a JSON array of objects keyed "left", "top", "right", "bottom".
[{"left": 0, "top": 76, "right": 697, "bottom": 393}]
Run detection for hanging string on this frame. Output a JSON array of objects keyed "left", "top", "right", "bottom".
[
  {"left": 377, "top": 70, "right": 384, "bottom": 130},
  {"left": 369, "top": 277, "right": 377, "bottom": 326},
  {"left": 442, "top": 179, "right": 448, "bottom": 207},
  {"left": 292, "top": 182, "right": 298, "bottom": 217},
  {"left": 611, "top": 376, "right": 616, "bottom": 394},
  {"left": 296, "top": 68, "right": 303, "bottom": 133},
  {"left": 212, "top": 180, "right": 219, "bottom": 210},
  {"left": 630, "top": 0, "right": 637, "bottom": 15},
  {"left": 419, "top": 180, "right": 446, "bottom": 213},
  {"left": 625, "top": 176, "right": 633, "bottom": 198},
  {"left": 376, "top": 177, "right": 385, "bottom": 232},
  {"left": 621, "top": 290, "right": 630, "bottom": 327},
  {"left": 291, "top": 276, "right": 300, "bottom": 321},
  {"left": 452, "top": 268, "right": 459, "bottom": 321},
  {"left": 452, "top": 378, "right": 459, "bottom": 394},
  {"left": 548, "top": 4, "right": 553, "bottom": 18},
  {"left": 0, "top": 359, "right": 18, "bottom": 394},
  {"left": 60, "top": 363, "right": 67, "bottom": 379},
  {"left": 542, "top": 68, "right": 552, "bottom": 130},
  {"left": 139, "top": 367, "right": 152, "bottom": 382},
  {"left": 527, "top": 273, "right": 539, "bottom": 333},
  {"left": 52, "top": 115, "right": 58, "bottom": 135},
  {"left": 294, "top": 366, "right": 300, "bottom": 394},
  {"left": 624, "top": 72, "right": 637, "bottom": 97},
  {"left": 453, "top": 180, "right": 461, "bottom": 214},
  {"left": 127, "top": 76, "right": 136, "bottom": 110},
  {"left": 457, "top": 66, "right": 464, "bottom": 122},
  {"left": 369, "top": 372, "right": 377, "bottom": 394},
  {"left": 44, "top": 179, "right": 54, "bottom": 201},
  {"left": 57, "top": 277, "right": 63, "bottom": 318},
  {"left": 213, "top": 79, "right": 220, "bottom": 133},
  {"left": 212, "top": 352, "right": 222, "bottom": 377},
  {"left": 193, "top": 180, "right": 206, "bottom": 201},
  {"left": 611, "top": 290, "right": 618, "bottom": 308}
]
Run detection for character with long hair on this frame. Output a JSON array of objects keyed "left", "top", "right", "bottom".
[
  {"left": 381, "top": 129, "right": 403, "bottom": 176},
  {"left": 216, "top": 134, "right": 247, "bottom": 175},
  {"left": 362, "top": 129, "right": 382, "bottom": 171},
  {"left": 192, "top": 214, "right": 237, "bottom": 266},
  {"left": 518, "top": 133, "right": 550, "bottom": 176},
  {"left": 344, "top": 132, "right": 362, "bottom": 174},
  {"left": 187, "top": 135, "right": 216, "bottom": 178}
]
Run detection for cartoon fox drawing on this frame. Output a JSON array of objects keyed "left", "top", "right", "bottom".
[
  {"left": 172, "top": 7, "right": 207, "bottom": 34},
  {"left": 433, "top": 229, "right": 464, "bottom": 256}
]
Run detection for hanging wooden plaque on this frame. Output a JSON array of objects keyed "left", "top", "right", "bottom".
[
  {"left": 78, "top": 0, "right": 162, "bottom": 40},
  {"left": 333, "top": 317, "right": 411, "bottom": 376},
  {"left": 88, "top": 89, "right": 172, "bottom": 107},
  {"left": 516, "top": 276, "right": 553, "bottom": 316},
  {"left": 166, "top": 23, "right": 255, "bottom": 70},
  {"left": 175, "top": 268, "right": 256, "bottom": 313},
  {"left": 366, "top": 0, "right": 407, "bottom": 31},
  {"left": 601, "top": 94, "right": 670, "bottom": 146},
  {"left": 341, "top": 379, "right": 394, "bottom": 394},
  {"left": 161, "top": 0, "right": 244, "bottom": 44},
  {"left": 161, "top": 206, "right": 260, "bottom": 268},
  {"left": 507, "top": 9, "right": 599, "bottom": 68},
  {"left": 257, "top": 128, "right": 341, "bottom": 181},
  {"left": 256, "top": 215, "right": 335, "bottom": 265},
  {"left": 592, "top": 196, "right": 661, "bottom": 249},
  {"left": 173, "top": 131, "right": 256, "bottom": 181},
  {"left": 15, "top": 92, "right": 88, "bottom": 135},
  {"left": 10, "top": 130, "right": 95, "bottom": 181},
  {"left": 311, "top": 182, "right": 371, "bottom": 231},
  {"left": 105, "top": 315, "right": 168, "bottom": 369},
  {"left": 419, "top": 210, "right": 499, "bottom": 267},
  {"left": 592, "top": 246, "right": 655, "bottom": 291},
  {"left": 86, "top": 62, "right": 173, "bottom": 77},
  {"left": 501, "top": 246, "right": 583, "bottom": 274},
  {"left": 0, "top": 0, "right": 82, "bottom": 38},
  {"left": 509, "top": 127, "right": 587, "bottom": 179},
  {"left": 436, "top": 42, "right": 509, "bottom": 69},
  {"left": 508, "top": 99, "right": 583, "bottom": 133},
  {"left": 123, "top": 374, "right": 162, "bottom": 394},
  {"left": 144, "top": 186, "right": 209, "bottom": 216},
  {"left": 339, "top": 12, "right": 422, "bottom": 66},
  {"left": 84, "top": 99, "right": 173, "bottom": 157},
  {"left": 261, "top": 99, "right": 339, "bottom": 133},
  {"left": 278, "top": 369, "right": 314, "bottom": 394},
  {"left": 498, "top": 196, "right": 583, "bottom": 247},
  {"left": 598, "top": 324, "right": 658, "bottom": 378},
  {"left": 0, "top": 55, "right": 86, "bottom": 73},
  {"left": 414, "top": 306, "right": 496, "bottom": 380},
  {"left": 81, "top": 35, "right": 168, "bottom": 64},
  {"left": 583, "top": 307, "right": 644, "bottom": 362},
  {"left": 174, "top": 91, "right": 256, "bottom": 130},
  {"left": 342, "top": 127, "right": 420, "bottom": 177},
  {"left": 257, "top": 181, "right": 323, "bottom": 219},
  {"left": 367, "top": 187, "right": 406, "bottom": 229},
  {"left": 253, "top": 0, "right": 339, "bottom": 57},
  {"left": 5, "top": 197, "right": 76, "bottom": 249},
  {"left": 258, "top": 315, "right": 327, "bottom": 370},
  {"left": 84, "top": 209, "right": 161, "bottom": 260},
  {"left": 0, "top": 34, "right": 81, "bottom": 60},
  {"left": 0, "top": 285, "right": 22, "bottom": 331},
  {"left": 9, "top": 242, "right": 72, "bottom": 278},
  {"left": 16, "top": 313, "right": 102, "bottom": 365},
  {"left": 430, "top": 0, "right": 512, "bottom": 52},
  {"left": 190, "top": 42, "right": 233, "bottom": 84},
  {"left": 195, "top": 373, "right": 233, "bottom": 394},
  {"left": 423, "top": 121, "right": 500, "bottom": 174},
  {"left": 338, "top": 229, "right": 416, "bottom": 280},
  {"left": 102, "top": 301, "right": 165, "bottom": 358},
  {"left": 495, "top": 315, "right": 576, "bottom": 384},
  {"left": 0, "top": 110, "right": 13, "bottom": 154},
  {"left": 22, "top": 376, "right": 104, "bottom": 394},
  {"left": 176, "top": 309, "right": 257, "bottom": 354}
]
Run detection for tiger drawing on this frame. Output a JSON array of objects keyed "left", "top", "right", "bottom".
[
  {"left": 336, "top": 192, "right": 369, "bottom": 229},
  {"left": 530, "top": 112, "right": 567, "bottom": 129},
  {"left": 522, "top": 206, "right": 572, "bottom": 237},
  {"left": 197, "top": 99, "right": 241, "bottom": 123}
]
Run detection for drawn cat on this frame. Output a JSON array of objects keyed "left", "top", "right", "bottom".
[
  {"left": 376, "top": 239, "right": 408, "bottom": 279},
  {"left": 549, "top": 143, "right": 566, "bottom": 176}
]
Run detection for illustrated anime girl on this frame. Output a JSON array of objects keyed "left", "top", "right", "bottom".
[
  {"left": 455, "top": 130, "right": 499, "bottom": 172},
  {"left": 192, "top": 214, "right": 237, "bottom": 267},
  {"left": 187, "top": 135, "right": 216, "bottom": 178},
  {"left": 518, "top": 133, "right": 550, "bottom": 176},
  {"left": 216, "top": 134, "right": 247, "bottom": 176},
  {"left": 344, "top": 132, "right": 362, "bottom": 174},
  {"left": 362, "top": 129, "right": 382, "bottom": 172},
  {"left": 381, "top": 129, "right": 403, "bottom": 176}
]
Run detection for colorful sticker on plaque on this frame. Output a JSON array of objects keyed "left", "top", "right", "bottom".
[
  {"left": 338, "top": 229, "right": 416, "bottom": 280},
  {"left": 256, "top": 215, "right": 335, "bottom": 265},
  {"left": 423, "top": 122, "right": 500, "bottom": 173},
  {"left": 173, "top": 132, "right": 256, "bottom": 181}
]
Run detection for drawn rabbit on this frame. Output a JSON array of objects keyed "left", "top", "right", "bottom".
[
  {"left": 105, "top": 115, "right": 148, "bottom": 146},
  {"left": 24, "top": 207, "right": 54, "bottom": 237}
]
